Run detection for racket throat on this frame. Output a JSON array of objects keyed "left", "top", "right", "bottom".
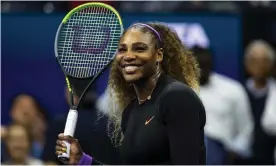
[{"left": 70, "top": 93, "right": 77, "bottom": 109}]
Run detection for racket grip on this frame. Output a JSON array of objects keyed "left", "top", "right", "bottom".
[{"left": 58, "top": 109, "right": 78, "bottom": 161}]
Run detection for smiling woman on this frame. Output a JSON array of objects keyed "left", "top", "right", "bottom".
[
  {"left": 55, "top": 22, "right": 206, "bottom": 165},
  {"left": 116, "top": 23, "right": 163, "bottom": 84}
]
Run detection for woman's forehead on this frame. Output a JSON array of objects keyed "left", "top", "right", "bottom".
[{"left": 120, "top": 29, "right": 153, "bottom": 45}]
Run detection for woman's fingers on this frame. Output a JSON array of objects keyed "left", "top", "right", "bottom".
[{"left": 56, "top": 139, "right": 67, "bottom": 148}]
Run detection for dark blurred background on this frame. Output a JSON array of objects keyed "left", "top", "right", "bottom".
[{"left": 1, "top": 1, "right": 276, "bottom": 165}]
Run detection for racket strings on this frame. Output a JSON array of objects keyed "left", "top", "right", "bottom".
[{"left": 57, "top": 6, "right": 122, "bottom": 78}]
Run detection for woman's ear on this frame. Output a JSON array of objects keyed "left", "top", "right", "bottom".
[{"left": 156, "top": 48, "right": 164, "bottom": 63}]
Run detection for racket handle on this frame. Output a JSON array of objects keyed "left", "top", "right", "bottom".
[{"left": 58, "top": 109, "right": 78, "bottom": 161}]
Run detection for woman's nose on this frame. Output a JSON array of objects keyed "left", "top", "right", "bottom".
[{"left": 123, "top": 52, "right": 136, "bottom": 61}]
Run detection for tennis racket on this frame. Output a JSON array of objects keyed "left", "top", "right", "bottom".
[{"left": 54, "top": 2, "right": 123, "bottom": 161}]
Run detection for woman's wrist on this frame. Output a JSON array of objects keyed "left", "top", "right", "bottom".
[{"left": 78, "top": 152, "right": 93, "bottom": 165}]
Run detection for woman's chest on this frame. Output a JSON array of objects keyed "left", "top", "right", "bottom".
[{"left": 120, "top": 103, "right": 170, "bottom": 164}]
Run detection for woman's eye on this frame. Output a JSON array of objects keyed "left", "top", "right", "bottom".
[
  {"left": 118, "top": 48, "right": 126, "bottom": 52},
  {"left": 135, "top": 47, "right": 146, "bottom": 52}
]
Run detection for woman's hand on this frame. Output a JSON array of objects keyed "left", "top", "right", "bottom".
[{"left": 55, "top": 133, "right": 83, "bottom": 165}]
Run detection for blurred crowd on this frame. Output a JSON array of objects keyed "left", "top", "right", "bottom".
[
  {"left": 1, "top": 1, "right": 276, "bottom": 165},
  {"left": 194, "top": 40, "right": 276, "bottom": 165}
]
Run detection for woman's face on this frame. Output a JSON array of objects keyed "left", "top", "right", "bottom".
[
  {"left": 6, "top": 125, "right": 30, "bottom": 162},
  {"left": 116, "top": 28, "right": 162, "bottom": 83}
]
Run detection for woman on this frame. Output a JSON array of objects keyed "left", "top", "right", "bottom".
[{"left": 55, "top": 22, "right": 206, "bottom": 165}]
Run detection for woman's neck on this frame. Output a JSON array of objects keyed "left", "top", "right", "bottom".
[{"left": 133, "top": 69, "right": 161, "bottom": 103}]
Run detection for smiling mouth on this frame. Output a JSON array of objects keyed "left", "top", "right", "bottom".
[{"left": 121, "top": 64, "right": 143, "bottom": 74}]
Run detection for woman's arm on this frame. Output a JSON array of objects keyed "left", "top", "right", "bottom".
[{"left": 160, "top": 83, "right": 206, "bottom": 165}]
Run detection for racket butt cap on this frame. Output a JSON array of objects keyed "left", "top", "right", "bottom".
[{"left": 58, "top": 155, "right": 70, "bottom": 162}]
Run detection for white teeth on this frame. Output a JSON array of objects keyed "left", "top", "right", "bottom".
[{"left": 125, "top": 66, "right": 139, "bottom": 72}]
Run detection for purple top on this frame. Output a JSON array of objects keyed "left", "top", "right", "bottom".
[{"left": 78, "top": 153, "right": 92, "bottom": 165}]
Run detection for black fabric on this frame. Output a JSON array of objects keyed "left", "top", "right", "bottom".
[
  {"left": 92, "top": 74, "right": 206, "bottom": 165},
  {"left": 120, "top": 74, "right": 206, "bottom": 165}
]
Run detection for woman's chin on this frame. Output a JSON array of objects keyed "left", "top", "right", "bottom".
[{"left": 123, "top": 74, "right": 142, "bottom": 84}]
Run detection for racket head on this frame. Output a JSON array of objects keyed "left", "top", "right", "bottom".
[{"left": 54, "top": 2, "right": 123, "bottom": 79}]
